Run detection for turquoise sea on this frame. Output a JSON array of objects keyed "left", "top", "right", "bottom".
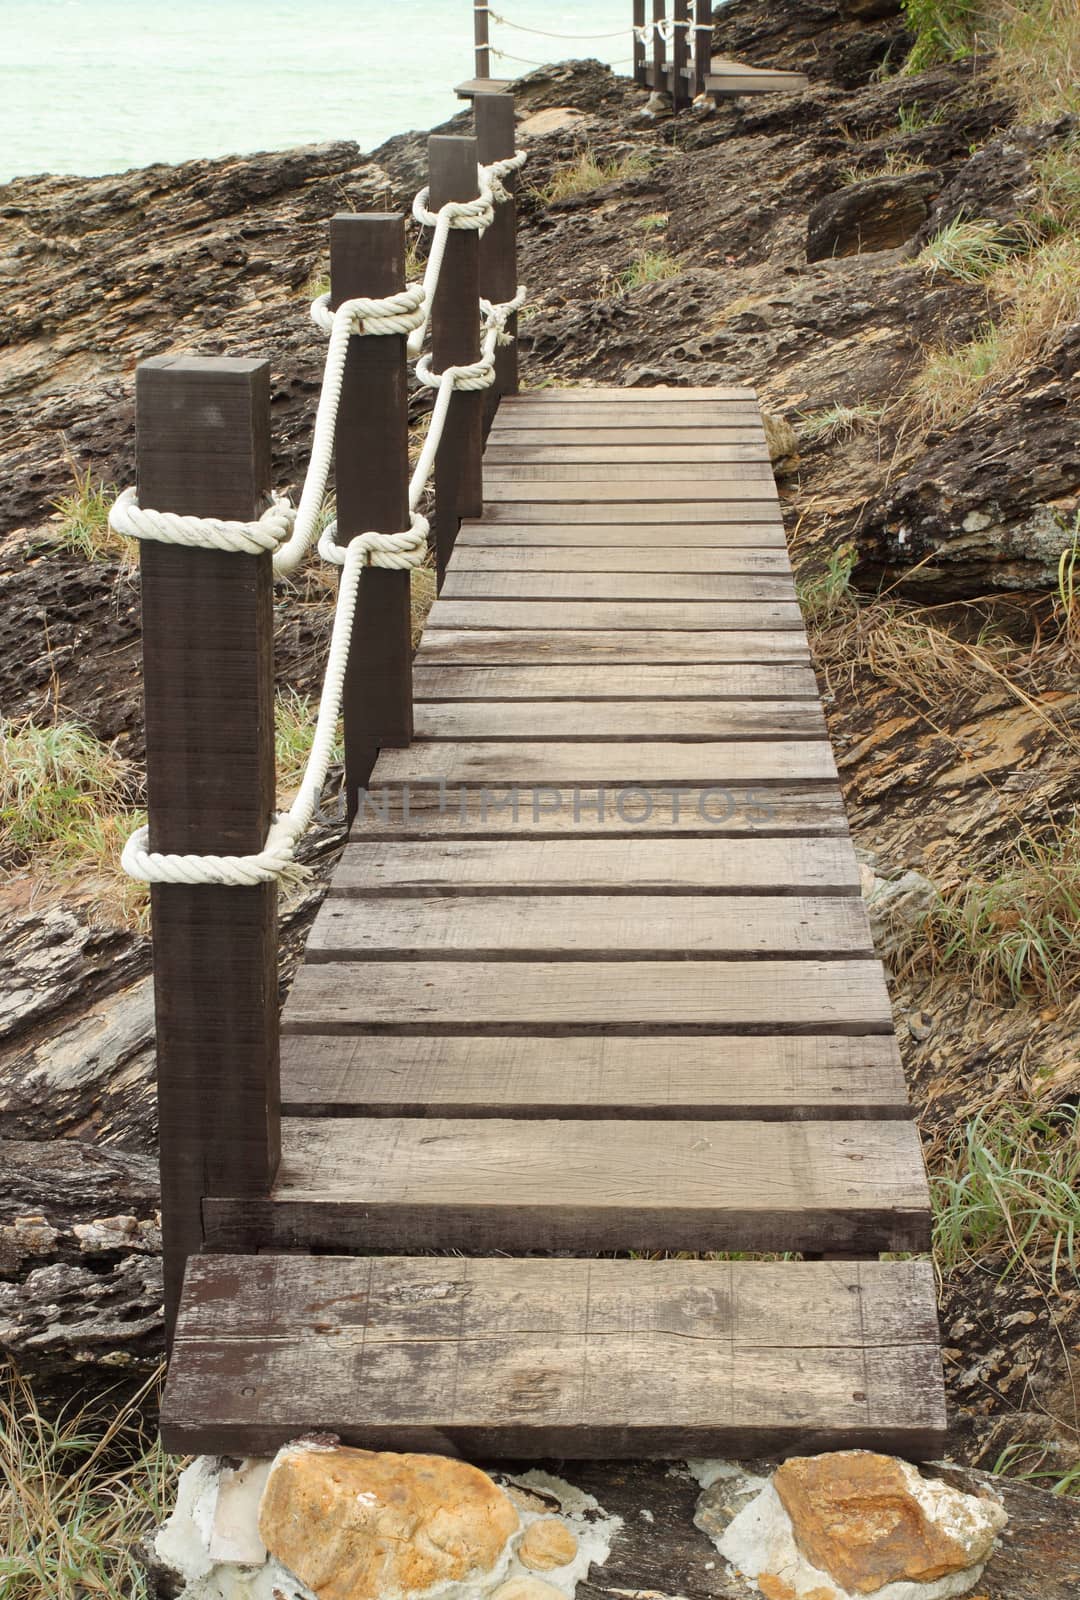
[{"left": 0, "top": 0, "right": 637, "bottom": 182}]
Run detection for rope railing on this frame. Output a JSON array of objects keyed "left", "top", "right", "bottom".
[{"left": 111, "top": 141, "right": 527, "bottom": 889}]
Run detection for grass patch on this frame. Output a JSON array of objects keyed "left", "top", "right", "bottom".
[
  {"left": 0, "top": 718, "right": 147, "bottom": 926},
  {"left": 634, "top": 211, "right": 669, "bottom": 232},
  {"left": 902, "top": 1, "right": 1079, "bottom": 117},
  {"left": 798, "top": 403, "right": 884, "bottom": 445},
  {"left": 901, "top": 0, "right": 982, "bottom": 70},
  {"left": 991, "top": 1442, "right": 1080, "bottom": 1497},
  {"left": 796, "top": 543, "right": 858, "bottom": 623},
  {"left": 612, "top": 248, "right": 683, "bottom": 294},
  {"left": 896, "top": 98, "right": 948, "bottom": 133},
  {"left": 932, "top": 1104, "right": 1080, "bottom": 1287},
  {"left": 0, "top": 1365, "right": 175, "bottom": 1600},
  {"left": 1035, "top": 139, "right": 1080, "bottom": 233},
  {"left": 534, "top": 148, "right": 653, "bottom": 204},
  {"left": 906, "top": 824, "right": 1080, "bottom": 1002},
  {"left": 49, "top": 462, "right": 125, "bottom": 563},
  {"left": 840, "top": 153, "right": 932, "bottom": 183},
  {"left": 916, "top": 215, "right": 1020, "bottom": 282}
]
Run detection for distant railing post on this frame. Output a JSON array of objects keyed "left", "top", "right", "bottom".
[
  {"left": 633, "top": 0, "right": 647, "bottom": 87},
  {"left": 475, "top": 92, "right": 518, "bottom": 434},
  {"left": 136, "top": 355, "right": 280, "bottom": 1345},
  {"left": 330, "top": 213, "right": 413, "bottom": 816},
  {"left": 430, "top": 135, "right": 483, "bottom": 589},
  {"left": 474, "top": 0, "right": 490, "bottom": 80},
  {"left": 651, "top": 0, "right": 666, "bottom": 94},
  {"left": 694, "top": 0, "right": 712, "bottom": 99},
  {"left": 672, "top": 0, "right": 690, "bottom": 111}
]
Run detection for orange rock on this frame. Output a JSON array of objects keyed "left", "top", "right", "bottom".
[
  {"left": 518, "top": 1518, "right": 578, "bottom": 1572},
  {"left": 258, "top": 1444, "right": 520, "bottom": 1600},
  {"left": 757, "top": 1575, "right": 797, "bottom": 1600},
  {"left": 773, "top": 1452, "right": 1007, "bottom": 1596}
]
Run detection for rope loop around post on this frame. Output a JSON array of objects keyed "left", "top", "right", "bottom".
[{"left": 108, "top": 486, "right": 295, "bottom": 556}]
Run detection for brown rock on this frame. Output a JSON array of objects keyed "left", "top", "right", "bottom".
[
  {"left": 807, "top": 172, "right": 940, "bottom": 260},
  {"left": 774, "top": 1452, "right": 1007, "bottom": 1595},
  {"left": 758, "top": 1576, "right": 798, "bottom": 1600},
  {"left": 493, "top": 1581, "right": 566, "bottom": 1600},
  {"left": 258, "top": 1445, "right": 520, "bottom": 1600},
  {"left": 518, "top": 1518, "right": 578, "bottom": 1571}
]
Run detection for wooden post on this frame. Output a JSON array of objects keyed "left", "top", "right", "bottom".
[
  {"left": 475, "top": 93, "right": 518, "bottom": 435},
  {"left": 136, "top": 355, "right": 279, "bottom": 1345},
  {"left": 430, "top": 135, "right": 483, "bottom": 590},
  {"left": 474, "top": 0, "right": 490, "bottom": 80},
  {"left": 330, "top": 214, "right": 413, "bottom": 816},
  {"left": 652, "top": 0, "right": 666, "bottom": 95},
  {"left": 672, "top": 0, "right": 690, "bottom": 111},
  {"left": 633, "top": 0, "right": 647, "bottom": 87},
  {"left": 694, "top": 0, "right": 712, "bottom": 99}
]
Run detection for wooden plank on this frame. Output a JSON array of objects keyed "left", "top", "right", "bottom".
[
  {"left": 493, "top": 408, "right": 763, "bottom": 429},
  {"left": 457, "top": 521, "right": 787, "bottom": 546},
  {"left": 279, "top": 1033, "right": 910, "bottom": 1119},
  {"left": 204, "top": 1116, "right": 930, "bottom": 1255},
  {"left": 331, "top": 214, "right": 413, "bottom": 807},
  {"left": 485, "top": 479, "right": 778, "bottom": 502},
  {"left": 440, "top": 572, "right": 796, "bottom": 602},
  {"left": 454, "top": 77, "right": 513, "bottom": 97},
  {"left": 485, "top": 443, "right": 771, "bottom": 465},
  {"left": 427, "top": 600, "right": 803, "bottom": 630},
  {"left": 305, "top": 892, "right": 874, "bottom": 959},
  {"left": 412, "top": 663, "right": 819, "bottom": 700},
  {"left": 281, "top": 958, "right": 893, "bottom": 1033},
  {"left": 487, "top": 427, "right": 768, "bottom": 446},
  {"left": 332, "top": 836, "right": 858, "bottom": 895},
  {"left": 368, "top": 738, "right": 836, "bottom": 786},
  {"left": 354, "top": 782, "right": 847, "bottom": 837},
  {"left": 413, "top": 630, "right": 811, "bottom": 663},
  {"left": 451, "top": 546, "right": 793, "bottom": 573},
  {"left": 502, "top": 387, "right": 758, "bottom": 401},
  {"left": 480, "top": 501, "right": 783, "bottom": 524},
  {"left": 483, "top": 462, "right": 776, "bottom": 483},
  {"left": 135, "top": 356, "right": 279, "bottom": 1342},
  {"left": 411, "top": 699, "right": 825, "bottom": 740},
  {"left": 162, "top": 1255, "right": 946, "bottom": 1459}
]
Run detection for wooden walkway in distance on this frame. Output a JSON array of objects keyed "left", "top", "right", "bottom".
[{"left": 161, "top": 387, "right": 946, "bottom": 1460}]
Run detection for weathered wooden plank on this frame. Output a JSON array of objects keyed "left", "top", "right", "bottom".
[
  {"left": 427, "top": 601, "right": 803, "bottom": 630},
  {"left": 279, "top": 1033, "right": 910, "bottom": 1119},
  {"left": 490, "top": 407, "right": 762, "bottom": 428},
  {"left": 332, "top": 836, "right": 858, "bottom": 895},
  {"left": 457, "top": 521, "right": 787, "bottom": 545},
  {"left": 452, "top": 546, "right": 791, "bottom": 573},
  {"left": 503, "top": 387, "right": 758, "bottom": 400},
  {"left": 305, "top": 892, "right": 874, "bottom": 958},
  {"left": 484, "top": 462, "right": 775, "bottom": 483},
  {"left": 282, "top": 958, "right": 893, "bottom": 1033},
  {"left": 487, "top": 427, "right": 768, "bottom": 447},
  {"left": 485, "top": 479, "right": 778, "bottom": 502},
  {"left": 485, "top": 443, "right": 771, "bottom": 465},
  {"left": 412, "top": 663, "right": 818, "bottom": 700},
  {"left": 411, "top": 698, "right": 825, "bottom": 741},
  {"left": 368, "top": 738, "right": 837, "bottom": 786},
  {"left": 440, "top": 572, "right": 796, "bottom": 603},
  {"left": 480, "top": 502, "right": 783, "bottom": 524},
  {"left": 414, "top": 630, "right": 811, "bottom": 664},
  {"left": 162, "top": 1255, "right": 946, "bottom": 1459},
  {"left": 204, "top": 1117, "right": 930, "bottom": 1254},
  {"left": 353, "top": 781, "right": 846, "bottom": 836}
]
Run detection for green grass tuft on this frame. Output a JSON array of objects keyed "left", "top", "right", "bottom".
[
  {"left": 798, "top": 403, "right": 884, "bottom": 445},
  {"left": 534, "top": 149, "right": 653, "bottom": 204},
  {"left": 49, "top": 462, "right": 125, "bottom": 563},
  {"left": 916, "top": 216, "right": 1020, "bottom": 283}
]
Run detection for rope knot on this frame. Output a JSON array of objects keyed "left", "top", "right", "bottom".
[{"left": 309, "top": 283, "right": 426, "bottom": 339}]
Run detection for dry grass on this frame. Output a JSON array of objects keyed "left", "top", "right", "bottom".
[
  {"left": 797, "top": 402, "right": 884, "bottom": 445},
  {"left": 533, "top": 148, "right": 653, "bottom": 204},
  {"left": 608, "top": 247, "right": 684, "bottom": 296},
  {"left": 916, "top": 216, "right": 1020, "bottom": 283},
  {"left": 840, "top": 153, "right": 933, "bottom": 183},
  {"left": 0, "top": 1365, "right": 176, "bottom": 1600},
  {"left": 902, "top": 0, "right": 1079, "bottom": 109}
]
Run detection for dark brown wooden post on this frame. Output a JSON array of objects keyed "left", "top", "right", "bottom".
[
  {"left": 633, "top": 0, "right": 647, "bottom": 86},
  {"left": 330, "top": 214, "right": 413, "bottom": 816},
  {"left": 475, "top": 93, "right": 518, "bottom": 435},
  {"left": 474, "top": 0, "right": 490, "bottom": 79},
  {"left": 672, "top": 0, "right": 690, "bottom": 111},
  {"left": 136, "top": 355, "right": 279, "bottom": 1345},
  {"left": 652, "top": 0, "right": 666, "bottom": 94},
  {"left": 694, "top": 0, "right": 712, "bottom": 98},
  {"left": 430, "top": 135, "right": 483, "bottom": 590}
]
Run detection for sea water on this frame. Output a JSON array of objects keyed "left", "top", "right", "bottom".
[{"left": 0, "top": 0, "right": 636, "bottom": 182}]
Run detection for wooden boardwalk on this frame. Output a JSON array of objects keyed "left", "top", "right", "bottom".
[{"left": 162, "top": 387, "right": 946, "bottom": 1459}]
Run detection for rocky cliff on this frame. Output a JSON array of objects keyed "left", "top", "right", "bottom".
[{"left": 1, "top": 0, "right": 1078, "bottom": 1486}]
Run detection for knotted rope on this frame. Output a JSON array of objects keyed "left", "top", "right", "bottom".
[{"left": 113, "top": 151, "right": 528, "bottom": 888}]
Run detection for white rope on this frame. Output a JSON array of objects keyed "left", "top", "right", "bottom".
[
  {"left": 487, "top": 9, "right": 635, "bottom": 41},
  {"left": 115, "top": 153, "right": 529, "bottom": 887}
]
